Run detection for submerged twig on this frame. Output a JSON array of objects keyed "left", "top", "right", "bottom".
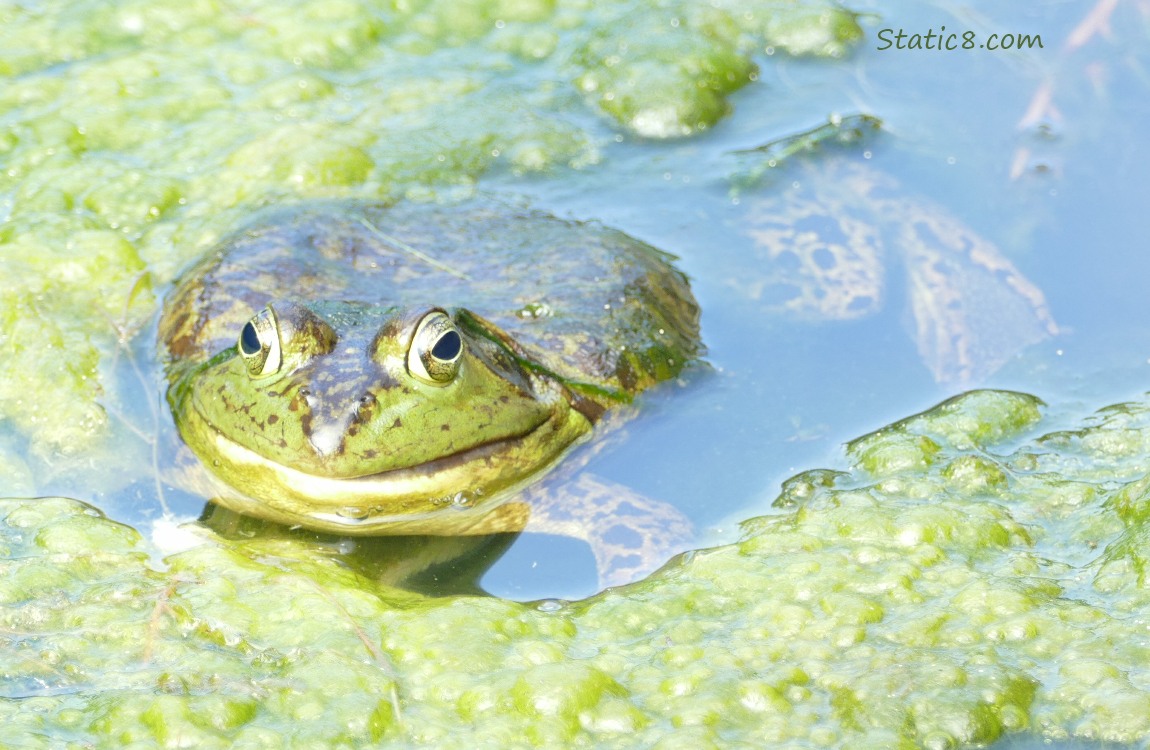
[
  {"left": 143, "top": 578, "right": 180, "bottom": 662},
  {"left": 1012, "top": 0, "right": 1125, "bottom": 177},
  {"left": 727, "top": 113, "right": 883, "bottom": 195},
  {"left": 1066, "top": 0, "right": 1119, "bottom": 51},
  {"left": 97, "top": 268, "right": 176, "bottom": 517},
  {"left": 358, "top": 217, "right": 470, "bottom": 281},
  {"left": 302, "top": 577, "right": 404, "bottom": 728}
]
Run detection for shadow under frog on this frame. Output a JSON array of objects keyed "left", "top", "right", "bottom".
[{"left": 197, "top": 502, "right": 522, "bottom": 597}]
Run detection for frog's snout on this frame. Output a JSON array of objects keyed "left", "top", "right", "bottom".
[
  {"left": 302, "top": 387, "right": 378, "bottom": 458},
  {"left": 307, "top": 419, "right": 347, "bottom": 457}
]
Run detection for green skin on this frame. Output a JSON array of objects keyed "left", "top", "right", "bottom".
[{"left": 160, "top": 200, "right": 701, "bottom": 536}]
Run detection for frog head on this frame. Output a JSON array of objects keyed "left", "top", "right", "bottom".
[{"left": 169, "top": 300, "right": 592, "bottom": 533}]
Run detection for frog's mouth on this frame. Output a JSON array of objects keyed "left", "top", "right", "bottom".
[{"left": 182, "top": 401, "right": 593, "bottom": 536}]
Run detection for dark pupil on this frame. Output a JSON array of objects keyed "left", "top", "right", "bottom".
[
  {"left": 239, "top": 321, "right": 262, "bottom": 356},
  {"left": 431, "top": 330, "right": 462, "bottom": 361}
]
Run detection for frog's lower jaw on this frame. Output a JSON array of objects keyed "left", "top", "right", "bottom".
[{"left": 180, "top": 403, "right": 593, "bottom": 536}]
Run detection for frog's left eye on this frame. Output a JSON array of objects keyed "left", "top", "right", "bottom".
[
  {"left": 407, "top": 311, "right": 463, "bottom": 386},
  {"left": 238, "top": 306, "right": 282, "bottom": 378}
]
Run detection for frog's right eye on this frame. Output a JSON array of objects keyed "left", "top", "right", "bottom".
[
  {"left": 407, "top": 311, "right": 464, "bottom": 386},
  {"left": 238, "top": 306, "right": 282, "bottom": 378}
]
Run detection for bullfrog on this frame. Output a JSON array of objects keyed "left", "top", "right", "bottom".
[{"left": 159, "top": 200, "right": 701, "bottom": 588}]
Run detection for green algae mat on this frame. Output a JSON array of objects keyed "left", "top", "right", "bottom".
[{"left": 8, "top": 389, "right": 1150, "bottom": 747}]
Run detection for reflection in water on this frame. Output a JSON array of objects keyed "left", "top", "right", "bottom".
[
  {"left": 731, "top": 150, "right": 1058, "bottom": 384},
  {"left": 721, "top": 116, "right": 1059, "bottom": 384},
  {"left": 200, "top": 503, "right": 519, "bottom": 598}
]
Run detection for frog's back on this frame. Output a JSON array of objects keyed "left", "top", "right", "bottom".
[{"left": 161, "top": 200, "right": 701, "bottom": 396}]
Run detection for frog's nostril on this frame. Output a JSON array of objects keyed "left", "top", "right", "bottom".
[{"left": 354, "top": 394, "right": 377, "bottom": 422}]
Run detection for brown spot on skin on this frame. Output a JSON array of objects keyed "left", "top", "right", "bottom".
[
  {"left": 164, "top": 312, "right": 194, "bottom": 357},
  {"left": 168, "top": 333, "right": 194, "bottom": 358},
  {"left": 440, "top": 424, "right": 450, "bottom": 431},
  {"left": 375, "top": 315, "right": 406, "bottom": 340},
  {"left": 570, "top": 393, "right": 607, "bottom": 423},
  {"left": 616, "top": 360, "right": 638, "bottom": 392},
  {"left": 289, "top": 389, "right": 311, "bottom": 413},
  {"left": 267, "top": 414, "right": 279, "bottom": 424},
  {"left": 363, "top": 448, "right": 377, "bottom": 459},
  {"left": 391, "top": 417, "right": 403, "bottom": 429}
]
